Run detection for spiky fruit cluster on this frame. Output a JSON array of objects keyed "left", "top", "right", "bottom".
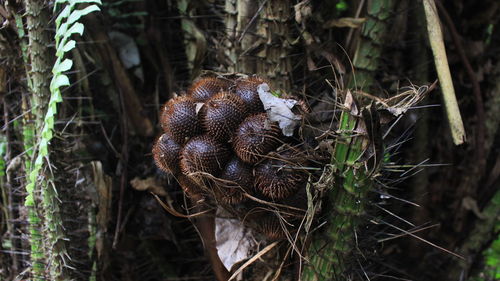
[{"left": 152, "top": 75, "right": 309, "bottom": 240}]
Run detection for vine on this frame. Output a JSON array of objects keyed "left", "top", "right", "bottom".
[{"left": 23, "top": 0, "right": 101, "bottom": 279}]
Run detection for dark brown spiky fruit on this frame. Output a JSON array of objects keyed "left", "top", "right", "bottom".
[
  {"left": 235, "top": 77, "right": 266, "bottom": 113},
  {"left": 254, "top": 152, "right": 308, "bottom": 200},
  {"left": 213, "top": 158, "right": 254, "bottom": 204},
  {"left": 188, "top": 77, "right": 233, "bottom": 102},
  {"left": 246, "top": 209, "right": 288, "bottom": 240},
  {"left": 152, "top": 133, "right": 181, "bottom": 174},
  {"left": 160, "top": 96, "right": 201, "bottom": 144},
  {"left": 199, "top": 92, "right": 248, "bottom": 142},
  {"left": 233, "top": 113, "right": 282, "bottom": 164},
  {"left": 180, "top": 135, "right": 231, "bottom": 177}
]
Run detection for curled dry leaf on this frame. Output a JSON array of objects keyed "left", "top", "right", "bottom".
[
  {"left": 130, "top": 176, "right": 167, "bottom": 196},
  {"left": 294, "top": 0, "right": 312, "bottom": 24},
  {"left": 215, "top": 208, "right": 256, "bottom": 272},
  {"left": 257, "top": 83, "right": 301, "bottom": 137},
  {"left": 324, "top": 17, "right": 367, "bottom": 29},
  {"left": 90, "top": 161, "right": 113, "bottom": 259}
]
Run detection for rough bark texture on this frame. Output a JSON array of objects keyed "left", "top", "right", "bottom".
[{"left": 224, "top": 0, "right": 292, "bottom": 91}]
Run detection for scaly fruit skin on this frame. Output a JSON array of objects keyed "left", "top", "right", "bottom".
[
  {"left": 180, "top": 135, "right": 231, "bottom": 177},
  {"left": 235, "top": 77, "right": 266, "bottom": 114},
  {"left": 254, "top": 146, "right": 308, "bottom": 200},
  {"left": 233, "top": 113, "right": 282, "bottom": 164},
  {"left": 151, "top": 75, "right": 314, "bottom": 243},
  {"left": 188, "top": 77, "right": 233, "bottom": 102},
  {"left": 213, "top": 157, "right": 254, "bottom": 204},
  {"left": 199, "top": 92, "right": 248, "bottom": 143},
  {"left": 257, "top": 212, "right": 286, "bottom": 240},
  {"left": 255, "top": 156, "right": 307, "bottom": 200},
  {"left": 160, "top": 96, "right": 202, "bottom": 144},
  {"left": 152, "top": 133, "right": 182, "bottom": 174},
  {"left": 245, "top": 209, "right": 290, "bottom": 240}
]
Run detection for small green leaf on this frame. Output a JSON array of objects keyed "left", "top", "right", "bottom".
[
  {"left": 69, "top": 0, "right": 102, "bottom": 5},
  {"left": 55, "top": 21, "right": 69, "bottom": 47},
  {"left": 42, "top": 128, "right": 53, "bottom": 141},
  {"left": 61, "top": 40, "right": 76, "bottom": 53},
  {"left": 54, "top": 58, "right": 73, "bottom": 73},
  {"left": 336, "top": 0, "right": 348, "bottom": 12},
  {"left": 55, "top": 5, "right": 71, "bottom": 26},
  {"left": 45, "top": 106, "right": 55, "bottom": 121},
  {"left": 59, "top": 22, "right": 85, "bottom": 47},
  {"left": 50, "top": 99, "right": 59, "bottom": 113},
  {"left": 25, "top": 193, "right": 34, "bottom": 206},
  {"left": 34, "top": 154, "right": 43, "bottom": 166},
  {"left": 29, "top": 169, "right": 38, "bottom": 183},
  {"left": 39, "top": 139, "right": 49, "bottom": 156},
  {"left": 68, "top": 22, "right": 85, "bottom": 36},
  {"left": 50, "top": 74, "right": 70, "bottom": 91},
  {"left": 53, "top": 90, "right": 63, "bottom": 103},
  {"left": 67, "top": 5, "right": 101, "bottom": 26}
]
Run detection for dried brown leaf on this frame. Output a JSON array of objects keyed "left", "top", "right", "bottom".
[
  {"left": 324, "top": 17, "right": 366, "bottom": 29},
  {"left": 130, "top": 176, "right": 167, "bottom": 196}
]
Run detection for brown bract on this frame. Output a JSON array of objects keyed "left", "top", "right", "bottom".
[
  {"left": 160, "top": 96, "right": 202, "bottom": 144},
  {"left": 199, "top": 92, "right": 248, "bottom": 142},
  {"left": 233, "top": 113, "right": 282, "bottom": 164},
  {"left": 180, "top": 135, "right": 231, "bottom": 177},
  {"left": 188, "top": 77, "right": 233, "bottom": 102},
  {"left": 152, "top": 133, "right": 182, "bottom": 174}
]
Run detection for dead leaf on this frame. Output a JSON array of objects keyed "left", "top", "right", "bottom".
[
  {"left": 215, "top": 208, "right": 257, "bottom": 272},
  {"left": 130, "top": 176, "right": 167, "bottom": 196},
  {"left": 257, "top": 83, "right": 302, "bottom": 137},
  {"left": 324, "top": 17, "right": 366, "bottom": 29},
  {"left": 294, "top": 0, "right": 312, "bottom": 24},
  {"left": 344, "top": 90, "right": 359, "bottom": 116},
  {"left": 91, "top": 161, "right": 113, "bottom": 259},
  {"left": 462, "top": 196, "right": 487, "bottom": 220}
]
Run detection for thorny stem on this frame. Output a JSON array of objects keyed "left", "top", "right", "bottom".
[
  {"left": 302, "top": 93, "right": 371, "bottom": 280},
  {"left": 24, "top": 0, "right": 52, "bottom": 279},
  {"left": 112, "top": 88, "right": 129, "bottom": 249}
]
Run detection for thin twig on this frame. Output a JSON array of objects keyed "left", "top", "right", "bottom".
[
  {"left": 112, "top": 88, "right": 128, "bottom": 249},
  {"left": 228, "top": 241, "right": 279, "bottom": 281},
  {"left": 377, "top": 223, "right": 440, "bottom": 243},
  {"left": 376, "top": 218, "right": 464, "bottom": 260},
  {"left": 152, "top": 193, "right": 212, "bottom": 218}
]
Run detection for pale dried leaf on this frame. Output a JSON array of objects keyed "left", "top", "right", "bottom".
[
  {"left": 130, "top": 176, "right": 167, "bottom": 196},
  {"left": 324, "top": 17, "right": 366, "bottom": 29},
  {"left": 257, "top": 83, "right": 301, "bottom": 137},
  {"left": 215, "top": 208, "right": 256, "bottom": 272},
  {"left": 294, "top": 0, "right": 312, "bottom": 24},
  {"left": 462, "top": 196, "right": 487, "bottom": 220},
  {"left": 91, "top": 161, "right": 113, "bottom": 259}
]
